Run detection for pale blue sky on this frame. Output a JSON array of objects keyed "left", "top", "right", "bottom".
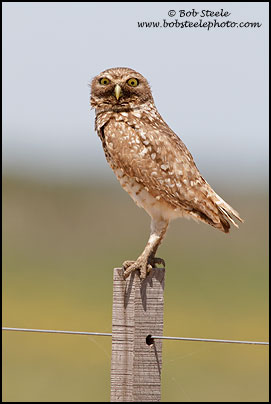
[{"left": 2, "top": 2, "right": 269, "bottom": 187}]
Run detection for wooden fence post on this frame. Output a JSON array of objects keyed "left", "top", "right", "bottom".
[{"left": 110, "top": 267, "right": 165, "bottom": 402}]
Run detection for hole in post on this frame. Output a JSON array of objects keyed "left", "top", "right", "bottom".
[{"left": 146, "top": 334, "right": 154, "bottom": 346}]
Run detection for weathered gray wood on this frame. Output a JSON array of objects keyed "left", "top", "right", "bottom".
[{"left": 111, "top": 267, "right": 165, "bottom": 402}]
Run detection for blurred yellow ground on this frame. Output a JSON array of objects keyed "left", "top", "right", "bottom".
[{"left": 2, "top": 176, "right": 269, "bottom": 402}]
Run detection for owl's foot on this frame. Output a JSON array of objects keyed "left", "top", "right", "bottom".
[
  {"left": 122, "top": 258, "right": 152, "bottom": 280},
  {"left": 122, "top": 256, "right": 165, "bottom": 280}
]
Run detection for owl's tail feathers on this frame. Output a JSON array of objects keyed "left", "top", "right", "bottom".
[{"left": 215, "top": 195, "right": 244, "bottom": 233}]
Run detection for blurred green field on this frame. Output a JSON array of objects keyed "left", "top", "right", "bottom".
[{"left": 2, "top": 175, "right": 269, "bottom": 402}]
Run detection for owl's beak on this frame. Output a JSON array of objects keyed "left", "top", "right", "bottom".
[{"left": 114, "top": 84, "right": 122, "bottom": 100}]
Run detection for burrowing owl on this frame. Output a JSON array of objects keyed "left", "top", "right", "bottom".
[{"left": 90, "top": 67, "right": 243, "bottom": 279}]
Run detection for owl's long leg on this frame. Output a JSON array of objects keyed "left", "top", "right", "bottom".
[{"left": 123, "top": 218, "right": 168, "bottom": 279}]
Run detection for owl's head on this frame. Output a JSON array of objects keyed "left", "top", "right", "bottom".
[{"left": 90, "top": 67, "right": 153, "bottom": 111}]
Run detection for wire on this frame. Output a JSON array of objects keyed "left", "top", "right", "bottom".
[
  {"left": 151, "top": 335, "right": 269, "bottom": 345},
  {"left": 2, "top": 327, "right": 269, "bottom": 345},
  {"left": 2, "top": 327, "right": 111, "bottom": 337}
]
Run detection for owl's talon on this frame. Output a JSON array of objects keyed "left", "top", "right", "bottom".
[
  {"left": 145, "top": 263, "right": 153, "bottom": 276},
  {"left": 150, "top": 257, "right": 165, "bottom": 267}
]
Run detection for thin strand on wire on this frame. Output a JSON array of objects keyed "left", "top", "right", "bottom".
[{"left": 2, "top": 327, "right": 269, "bottom": 345}]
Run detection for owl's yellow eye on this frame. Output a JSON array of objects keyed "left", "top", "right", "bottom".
[
  {"left": 99, "top": 77, "right": 110, "bottom": 85},
  {"left": 127, "top": 78, "right": 139, "bottom": 87}
]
